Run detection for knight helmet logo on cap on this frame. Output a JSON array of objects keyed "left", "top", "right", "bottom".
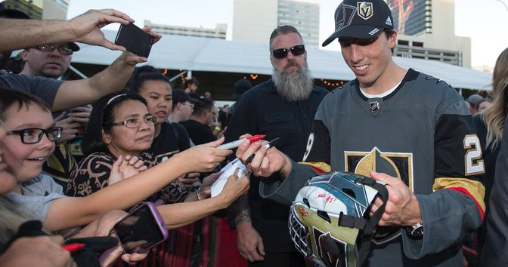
[{"left": 357, "top": 2, "right": 374, "bottom": 20}]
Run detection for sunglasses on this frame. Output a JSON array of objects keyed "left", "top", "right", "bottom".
[
  {"left": 36, "top": 44, "right": 74, "bottom": 55},
  {"left": 272, "top": 45, "right": 305, "bottom": 59}
]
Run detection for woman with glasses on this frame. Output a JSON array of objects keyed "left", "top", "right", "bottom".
[
  {"left": 0, "top": 88, "right": 248, "bottom": 234},
  {"left": 67, "top": 93, "right": 221, "bottom": 204}
]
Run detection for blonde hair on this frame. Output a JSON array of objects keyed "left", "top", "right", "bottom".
[{"left": 484, "top": 47, "right": 508, "bottom": 149}]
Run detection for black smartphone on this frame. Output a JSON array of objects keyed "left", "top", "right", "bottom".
[
  {"left": 112, "top": 202, "right": 168, "bottom": 254},
  {"left": 115, "top": 23, "right": 154, "bottom": 58}
]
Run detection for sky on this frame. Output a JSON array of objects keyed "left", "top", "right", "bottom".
[{"left": 67, "top": 0, "right": 508, "bottom": 69}]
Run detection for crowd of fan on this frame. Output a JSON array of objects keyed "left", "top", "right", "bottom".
[{"left": 1, "top": 1, "right": 507, "bottom": 267}]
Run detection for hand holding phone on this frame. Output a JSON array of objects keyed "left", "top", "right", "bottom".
[
  {"left": 112, "top": 202, "right": 168, "bottom": 254},
  {"left": 115, "top": 23, "right": 154, "bottom": 58}
]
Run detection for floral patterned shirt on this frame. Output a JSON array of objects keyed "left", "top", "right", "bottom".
[{"left": 66, "top": 152, "right": 188, "bottom": 204}]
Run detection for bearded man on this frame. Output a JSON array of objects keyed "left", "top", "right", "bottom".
[{"left": 224, "top": 25, "right": 329, "bottom": 267}]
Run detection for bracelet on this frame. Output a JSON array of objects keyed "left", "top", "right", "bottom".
[{"left": 196, "top": 189, "right": 204, "bottom": 201}]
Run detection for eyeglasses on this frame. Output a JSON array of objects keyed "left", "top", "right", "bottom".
[
  {"left": 109, "top": 115, "right": 158, "bottom": 128},
  {"left": 7, "top": 127, "right": 62, "bottom": 144},
  {"left": 35, "top": 44, "right": 74, "bottom": 55},
  {"left": 182, "top": 103, "right": 194, "bottom": 109},
  {"left": 272, "top": 45, "right": 305, "bottom": 59}
]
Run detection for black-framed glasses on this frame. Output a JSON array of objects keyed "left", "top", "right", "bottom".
[
  {"left": 109, "top": 115, "right": 158, "bottom": 128},
  {"left": 7, "top": 127, "right": 62, "bottom": 144},
  {"left": 272, "top": 45, "right": 305, "bottom": 59},
  {"left": 36, "top": 44, "right": 74, "bottom": 55}
]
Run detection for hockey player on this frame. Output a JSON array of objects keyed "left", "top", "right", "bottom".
[{"left": 234, "top": 0, "right": 485, "bottom": 266}]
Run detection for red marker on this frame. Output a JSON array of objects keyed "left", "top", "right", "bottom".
[
  {"left": 218, "top": 135, "right": 265, "bottom": 150},
  {"left": 62, "top": 243, "right": 85, "bottom": 253}
]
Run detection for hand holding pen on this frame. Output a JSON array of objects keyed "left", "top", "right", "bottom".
[
  {"left": 236, "top": 136, "right": 292, "bottom": 179},
  {"left": 245, "top": 137, "right": 280, "bottom": 164}
]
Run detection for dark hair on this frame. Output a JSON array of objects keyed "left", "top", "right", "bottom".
[
  {"left": 183, "top": 77, "right": 199, "bottom": 89},
  {"left": 129, "top": 67, "right": 171, "bottom": 95},
  {"left": 384, "top": 29, "right": 396, "bottom": 54},
  {"left": 0, "top": 86, "right": 51, "bottom": 121},
  {"left": 82, "top": 93, "right": 147, "bottom": 155},
  {"left": 192, "top": 98, "right": 214, "bottom": 117},
  {"left": 269, "top": 25, "right": 303, "bottom": 51}
]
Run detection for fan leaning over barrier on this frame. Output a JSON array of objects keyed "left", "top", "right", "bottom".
[{"left": 289, "top": 172, "right": 389, "bottom": 267}]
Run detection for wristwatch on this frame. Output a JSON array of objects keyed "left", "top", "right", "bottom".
[{"left": 406, "top": 222, "right": 424, "bottom": 237}]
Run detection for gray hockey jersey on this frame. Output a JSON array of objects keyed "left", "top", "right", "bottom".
[{"left": 260, "top": 69, "right": 485, "bottom": 267}]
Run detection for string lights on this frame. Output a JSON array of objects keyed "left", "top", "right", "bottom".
[{"left": 321, "top": 79, "right": 346, "bottom": 88}]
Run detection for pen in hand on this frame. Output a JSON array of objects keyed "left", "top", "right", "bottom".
[{"left": 245, "top": 137, "right": 280, "bottom": 165}]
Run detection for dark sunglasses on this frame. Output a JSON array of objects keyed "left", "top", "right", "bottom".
[
  {"left": 272, "top": 45, "right": 305, "bottom": 59},
  {"left": 36, "top": 44, "right": 74, "bottom": 55}
]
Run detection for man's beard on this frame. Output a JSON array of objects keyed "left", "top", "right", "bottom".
[{"left": 272, "top": 61, "right": 313, "bottom": 102}]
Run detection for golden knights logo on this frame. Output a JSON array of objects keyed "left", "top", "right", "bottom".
[
  {"left": 345, "top": 147, "right": 413, "bottom": 244},
  {"left": 357, "top": 2, "right": 374, "bottom": 20}
]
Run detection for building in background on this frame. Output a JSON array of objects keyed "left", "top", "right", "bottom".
[
  {"left": 387, "top": 0, "right": 471, "bottom": 67},
  {"left": 2, "top": 0, "right": 68, "bottom": 20},
  {"left": 277, "top": 0, "right": 320, "bottom": 47},
  {"left": 144, "top": 20, "right": 227, "bottom": 39},
  {"left": 232, "top": 0, "right": 320, "bottom": 47}
]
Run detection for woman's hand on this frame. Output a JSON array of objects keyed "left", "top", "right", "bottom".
[
  {"left": 218, "top": 169, "right": 250, "bottom": 207},
  {"left": 108, "top": 155, "right": 148, "bottom": 185},
  {"left": 181, "top": 137, "right": 232, "bottom": 173}
]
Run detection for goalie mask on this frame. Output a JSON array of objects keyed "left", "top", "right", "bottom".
[{"left": 289, "top": 172, "right": 388, "bottom": 267}]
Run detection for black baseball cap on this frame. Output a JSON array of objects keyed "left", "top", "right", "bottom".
[
  {"left": 173, "top": 89, "right": 197, "bottom": 105},
  {"left": 232, "top": 79, "right": 252, "bottom": 100},
  {"left": 322, "top": 0, "right": 394, "bottom": 47}
]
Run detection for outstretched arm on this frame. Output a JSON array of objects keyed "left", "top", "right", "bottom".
[
  {"left": 52, "top": 27, "right": 161, "bottom": 111},
  {"left": 45, "top": 139, "right": 232, "bottom": 231},
  {"left": 158, "top": 169, "right": 250, "bottom": 229},
  {"left": 0, "top": 9, "right": 133, "bottom": 53}
]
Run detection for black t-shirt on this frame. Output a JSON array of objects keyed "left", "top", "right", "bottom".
[
  {"left": 148, "top": 121, "right": 191, "bottom": 162},
  {"left": 181, "top": 119, "right": 216, "bottom": 145},
  {"left": 224, "top": 80, "right": 329, "bottom": 252}
]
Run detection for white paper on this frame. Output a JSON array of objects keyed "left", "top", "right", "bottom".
[{"left": 211, "top": 158, "right": 248, "bottom": 197}]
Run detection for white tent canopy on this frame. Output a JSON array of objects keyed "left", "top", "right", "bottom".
[{"left": 71, "top": 30, "right": 492, "bottom": 91}]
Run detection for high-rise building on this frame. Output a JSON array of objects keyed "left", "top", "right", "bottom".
[
  {"left": 233, "top": 0, "right": 320, "bottom": 47},
  {"left": 2, "top": 0, "right": 68, "bottom": 20},
  {"left": 387, "top": 0, "right": 471, "bottom": 67},
  {"left": 144, "top": 20, "right": 227, "bottom": 39},
  {"left": 277, "top": 0, "right": 320, "bottom": 47}
]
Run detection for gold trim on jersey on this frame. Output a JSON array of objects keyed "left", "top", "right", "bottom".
[
  {"left": 433, "top": 178, "right": 486, "bottom": 212},
  {"left": 298, "top": 162, "right": 331, "bottom": 173}
]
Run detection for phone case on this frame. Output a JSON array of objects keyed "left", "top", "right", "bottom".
[
  {"left": 115, "top": 23, "right": 154, "bottom": 58},
  {"left": 112, "top": 202, "right": 168, "bottom": 254}
]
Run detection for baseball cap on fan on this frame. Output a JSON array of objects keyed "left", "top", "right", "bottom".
[{"left": 322, "top": 0, "right": 394, "bottom": 47}]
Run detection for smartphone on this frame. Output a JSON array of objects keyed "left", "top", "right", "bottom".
[
  {"left": 112, "top": 202, "right": 168, "bottom": 254},
  {"left": 115, "top": 23, "right": 154, "bottom": 58}
]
